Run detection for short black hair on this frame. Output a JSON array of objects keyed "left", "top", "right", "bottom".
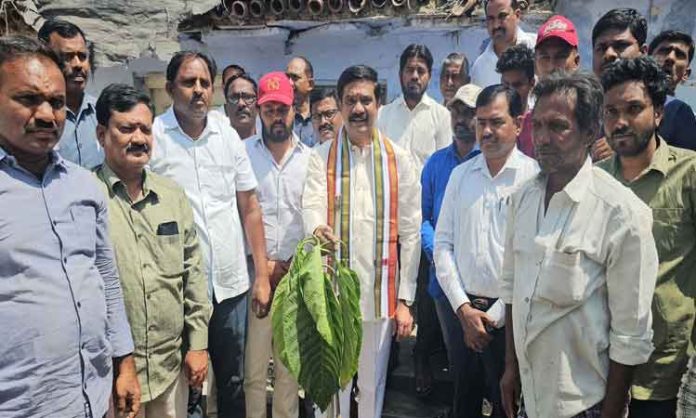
[
  {"left": 224, "top": 74, "right": 258, "bottom": 98},
  {"left": 0, "top": 36, "right": 61, "bottom": 73},
  {"left": 600, "top": 56, "right": 669, "bottom": 109},
  {"left": 496, "top": 44, "right": 535, "bottom": 81},
  {"left": 484, "top": 0, "right": 519, "bottom": 14},
  {"left": 289, "top": 56, "right": 314, "bottom": 79},
  {"left": 533, "top": 71, "right": 604, "bottom": 139},
  {"left": 399, "top": 44, "right": 434, "bottom": 75},
  {"left": 441, "top": 52, "right": 470, "bottom": 81},
  {"left": 166, "top": 51, "right": 217, "bottom": 84},
  {"left": 310, "top": 88, "right": 339, "bottom": 110},
  {"left": 96, "top": 83, "right": 154, "bottom": 126},
  {"left": 475, "top": 84, "right": 523, "bottom": 118},
  {"left": 38, "top": 19, "right": 87, "bottom": 43},
  {"left": 649, "top": 30, "right": 695, "bottom": 64},
  {"left": 222, "top": 64, "right": 246, "bottom": 80},
  {"left": 592, "top": 8, "right": 647, "bottom": 47},
  {"left": 337, "top": 65, "right": 383, "bottom": 103}
]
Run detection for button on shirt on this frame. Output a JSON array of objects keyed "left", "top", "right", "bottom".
[
  {"left": 470, "top": 28, "right": 537, "bottom": 88},
  {"left": 421, "top": 142, "right": 481, "bottom": 299},
  {"left": 246, "top": 134, "right": 311, "bottom": 261},
  {"left": 294, "top": 113, "right": 316, "bottom": 147},
  {"left": 56, "top": 94, "right": 103, "bottom": 169},
  {"left": 499, "top": 158, "right": 658, "bottom": 418},
  {"left": 377, "top": 93, "right": 452, "bottom": 168},
  {"left": 95, "top": 165, "right": 211, "bottom": 402},
  {"left": 435, "top": 148, "right": 538, "bottom": 325},
  {"left": 0, "top": 149, "right": 133, "bottom": 418},
  {"left": 150, "top": 107, "right": 258, "bottom": 303},
  {"left": 303, "top": 138, "right": 422, "bottom": 318},
  {"left": 598, "top": 140, "right": 696, "bottom": 401}
]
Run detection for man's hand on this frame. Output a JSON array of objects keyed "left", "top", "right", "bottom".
[
  {"left": 394, "top": 300, "right": 414, "bottom": 340},
  {"left": 313, "top": 225, "right": 338, "bottom": 251},
  {"left": 113, "top": 355, "right": 141, "bottom": 418},
  {"left": 457, "top": 303, "right": 493, "bottom": 352},
  {"left": 252, "top": 275, "right": 272, "bottom": 318},
  {"left": 268, "top": 259, "right": 291, "bottom": 291},
  {"left": 591, "top": 137, "right": 614, "bottom": 162},
  {"left": 500, "top": 360, "right": 521, "bottom": 418},
  {"left": 184, "top": 349, "right": 208, "bottom": 388}
]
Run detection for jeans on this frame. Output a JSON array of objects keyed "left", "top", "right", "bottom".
[
  {"left": 209, "top": 291, "right": 248, "bottom": 418},
  {"left": 434, "top": 297, "right": 483, "bottom": 418},
  {"left": 629, "top": 398, "right": 677, "bottom": 418},
  {"left": 415, "top": 252, "right": 445, "bottom": 363}
]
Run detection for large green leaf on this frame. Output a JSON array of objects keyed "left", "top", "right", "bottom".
[
  {"left": 300, "top": 243, "right": 336, "bottom": 346},
  {"left": 336, "top": 263, "right": 362, "bottom": 388}
]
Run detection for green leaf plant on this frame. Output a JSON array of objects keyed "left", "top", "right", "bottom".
[{"left": 271, "top": 236, "right": 363, "bottom": 412}]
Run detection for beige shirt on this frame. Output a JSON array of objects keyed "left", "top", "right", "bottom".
[
  {"left": 303, "top": 136, "right": 422, "bottom": 319},
  {"left": 377, "top": 93, "right": 452, "bottom": 168},
  {"left": 500, "top": 158, "right": 658, "bottom": 418}
]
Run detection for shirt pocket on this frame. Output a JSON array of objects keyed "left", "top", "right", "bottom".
[
  {"left": 69, "top": 205, "right": 96, "bottom": 256},
  {"left": 200, "top": 164, "right": 236, "bottom": 203},
  {"left": 535, "top": 250, "right": 588, "bottom": 307},
  {"left": 155, "top": 234, "right": 185, "bottom": 278},
  {"left": 652, "top": 208, "right": 687, "bottom": 261}
]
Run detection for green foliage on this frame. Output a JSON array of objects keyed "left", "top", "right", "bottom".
[{"left": 271, "top": 238, "right": 362, "bottom": 411}]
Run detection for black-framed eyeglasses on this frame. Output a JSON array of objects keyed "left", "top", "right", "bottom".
[
  {"left": 227, "top": 93, "right": 257, "bottom": 105},
  {"left": 311, "top": 109, "right": 339, "bottom": 122}
]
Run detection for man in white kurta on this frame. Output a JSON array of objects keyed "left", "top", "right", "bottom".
[{"left": 303, "top": 65, "right": 421, "bottom": 418}]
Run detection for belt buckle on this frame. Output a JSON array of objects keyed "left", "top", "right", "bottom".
[{"left": 471, "top": 298, "right": 489, "bottom": 311}]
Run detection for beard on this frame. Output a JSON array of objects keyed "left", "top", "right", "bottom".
[
  {"left": 262, "top": 121, "right": 292, "bottom": 143},
  {"left": 401, "top": 81, "right": 425, "bottom": 103},
  {"left": 607, "top": 126, "right": 654, "bottom": 157}
]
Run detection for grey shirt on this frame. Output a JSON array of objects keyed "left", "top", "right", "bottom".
[
  {"left": 56, "top": 93, "right": 102, "bottom": 169},
  {"left": 0, "top": 148, "right": 133, "bottom": 417}
]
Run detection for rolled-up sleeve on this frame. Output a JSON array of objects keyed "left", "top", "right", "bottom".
[
  {"left": 94, "top": 196, "right": 134, "bottom": 357},
  {"left": 302, "top": 148, "right": 328, "bottom": 237},
  {"left": 434, "top": 172, "right": 469, "bottom": 311},
  {"left": 397, "top": 152, "right": 422, "bottom": 302},
  {"left": 181, "top": 192, "right": 211, "bottom": 351},
  {"left": 606, "top": 207, "right": 658, "bottom": 366}
]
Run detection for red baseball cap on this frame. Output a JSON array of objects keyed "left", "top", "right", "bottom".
[
  {"left": 536, "top": 15, "right": 579, "bottom": 49},
  {"left": 257, "top": 72, "right": 294, "bottom": 106}
]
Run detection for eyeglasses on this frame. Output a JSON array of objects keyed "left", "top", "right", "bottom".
[
  {"left": 311, "top": 109, "right": 339, "bottom": 122},
  {"left": 227, "top": 93, "right": 257, "bottom": 105}
]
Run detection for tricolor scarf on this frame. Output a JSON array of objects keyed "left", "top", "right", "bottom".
[{"left": 327, "top": 127, "right": 399, "bottom": 318}]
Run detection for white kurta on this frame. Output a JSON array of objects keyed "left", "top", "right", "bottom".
[{"left": 302, "top": 135, "right": 421, "bottom": 417}]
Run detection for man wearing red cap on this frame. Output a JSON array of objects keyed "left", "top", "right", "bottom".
[
  {"left": 243, "top": 72, "right": 309, "bottom": 418},
  {"left": 534, "top": 15, "right": 580, "bottom": 79}
]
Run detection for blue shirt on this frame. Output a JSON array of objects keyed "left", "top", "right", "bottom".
[
  {"left": 0, "top": 148, "right": 133, "bottom": 417},
  {"left": 56, "top": 94, "right": 102, "bottom": 169},
  {"left": 420, "top": 142, "right": 480, "bottom": 299},
  {"left": 294, "top": 113, "right": 316, "bottom": 147}
]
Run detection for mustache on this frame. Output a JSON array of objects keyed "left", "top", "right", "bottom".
[
  {"left": 609, "top": 126, "right": 635, "bottom": 139},
  {"left": 127, "top": 143, "right": 149, "bottom": 153},
  {"left": 26, "top": 120, "right": 59, "bottom": 133},
  {"left": 348, "top": 113, "right": 367, "bottom": 122},
  {"left": 493, "top": 28, "right": 506, "bottom": 35},
  {"left": 67, "top": 70, "right": 87, "bottom": 79},
  {"left": 319, "top": 123, "right": 334, "bottom": 132},
  {"left": 235, "top": 108, "right": 252, "bottom": 117}
]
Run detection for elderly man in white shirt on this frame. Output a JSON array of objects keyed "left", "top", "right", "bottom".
[
  {"left": 243, "top": 72, "right": 310, "bottom": 418},
  {"left": 470, "top": 0, "right": 536, "bottom": 88},
  {"left": 304, "top": 65, "right": 421, "bottom": 418},
  {"left": 150, "top": 51, "right": 271, "bottom": 418},
  {"left": 434, "top": 84, "right": 538, "bottom": 418},
  {"left": 499, "top": 72, "right": 658, "bottom": 418},
  {"left": 377, "top": 44, "right": 452, "bottom": 167}
]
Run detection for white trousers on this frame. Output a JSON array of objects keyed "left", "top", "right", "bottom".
[
  {"left": 123, "top": 370, "right": 188, "bottom": 418},
  {"left": 319, "top": 318, "right": 393, "bottom": 418},
  {"left": 244, "top": 301, "right": 300, "bottom": 418}
]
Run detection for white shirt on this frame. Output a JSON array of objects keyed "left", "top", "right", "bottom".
[
  {"left": 377, "top": 93, "right": 452, "bottom": 168},
  {"left": 302, "top": 137, "right": 422, "bottom": 319},
  {"left": 150, "top": 107, "right": 258, "bottom": 302},
  {"left": 500, "top": 158, "right": 657, "bottom": 418},
  {"left": 434, "top": 148, "right": 538, "bottom": 326},
  {"left": 470, "top": 28, "right": 537, "bottom": 88},
  {"left": 245, "top": 134, "right": 311, "bottom": 261}
]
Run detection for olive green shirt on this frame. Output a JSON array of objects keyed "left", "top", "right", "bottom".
[
  {"left": 597, "top": 139, "right": 696, "bottom": 400},
  {"left": 95, "top": 165, "right": 210, "bottom": 402}
]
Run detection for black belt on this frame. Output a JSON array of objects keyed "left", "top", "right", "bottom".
[{"left": 466, "top": 293, "right": 498, "bottom": 311}]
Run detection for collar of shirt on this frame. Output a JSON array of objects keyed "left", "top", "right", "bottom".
[
  {"left": 295, "top": 112, "right": 312, "bottom": 124},
  {"left": 551, "top": 156, "right": 593, "bottom": 203},
  {"left": 66, "top": 93, "right": 97, "bottom": 121},
  {"left": 445, "top": 141, "right": 480, "bottom": 163},
  {"left": 97, "top": 163, "right": 158, "bottom": 204},
  {"left": 605, "top": 136, "right": 671, "bottom": 182},
  {"left": 471, "top": 146, "right": 525, "bottom": 177},
  {"left": 249, "top": 132, "right": 306, "bottom": 166},
  {"left": 159, "top": 106, "right": 222, "bottom": 142},
  {"left": 396, "top": 92, "right": 435, "bottom": 112},
  {"left": 0, "top": 146, "right": 67, "bottom": 174}
]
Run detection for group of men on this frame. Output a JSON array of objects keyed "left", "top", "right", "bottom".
[{"left": 2, "top": 1, "right": 696, "bottom": 418}]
